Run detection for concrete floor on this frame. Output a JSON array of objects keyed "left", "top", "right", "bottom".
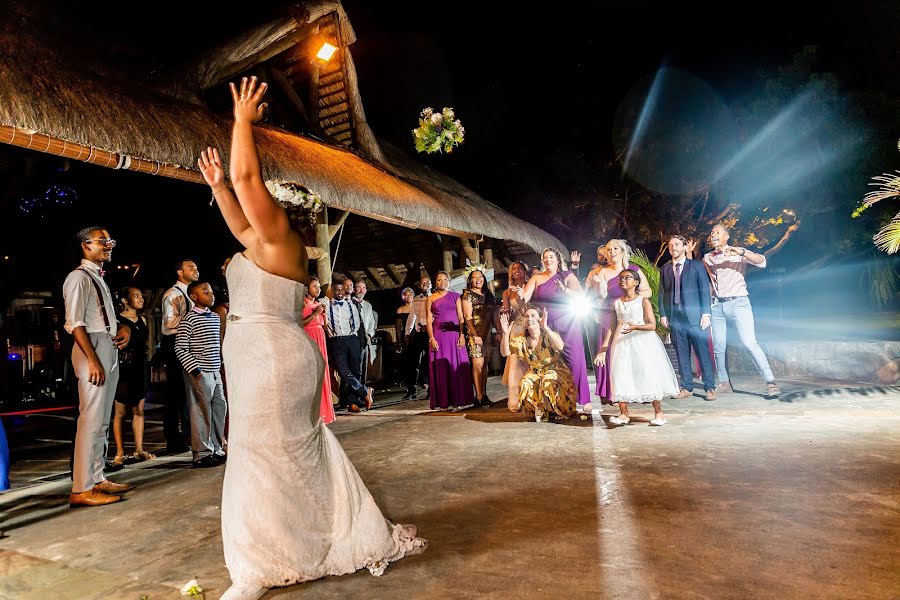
[{"left": 0, "top": 376, "right": 898, "bottom": 599}]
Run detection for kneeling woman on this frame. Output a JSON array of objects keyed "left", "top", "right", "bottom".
[{"left": 499, "top": 305, "right": 577, "bottom": 421}]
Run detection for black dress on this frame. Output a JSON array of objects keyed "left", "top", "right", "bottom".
[{"left": 117, "top": 315, "right": 149, "bottom": 406}]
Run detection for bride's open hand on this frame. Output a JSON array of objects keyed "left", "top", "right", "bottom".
[
  {"left": 198, "top": 147, "right": 224, "bottom": 191},
  {"left": 229, "top": 76, "right": 269, "bottom": 124}
]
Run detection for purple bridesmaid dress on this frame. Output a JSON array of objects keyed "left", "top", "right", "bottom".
[
  {"left": 531, "top": 271, "right": 590, "bottom": 406},
  {"left": 428, "top": 291, "right": 475, "bottom": 409},
  {"left": 596, "top": 263, "right": 638, "bottom": 404}
]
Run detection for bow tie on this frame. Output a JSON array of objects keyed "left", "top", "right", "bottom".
[{"left": 334, "top": 300, "right": 345, "bottom": 306}]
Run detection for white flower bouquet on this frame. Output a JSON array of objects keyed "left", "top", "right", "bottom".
[
  {"left": 412, "top": 107, "right": 465, "bottom": 154},
  {"left": 265, "top": 180, "right": 326, "bottom": 213}
]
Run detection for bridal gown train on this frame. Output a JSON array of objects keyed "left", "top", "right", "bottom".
[{"left": 221, "top": 253, "right": 426, "bottom": 590}]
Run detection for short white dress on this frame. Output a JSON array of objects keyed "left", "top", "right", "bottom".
[{"left": 609, "top": 297, "right": 679, "bottom": 403}]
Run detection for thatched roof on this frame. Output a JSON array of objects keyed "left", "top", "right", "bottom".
[{"left": 0, "top": 8, "right": 567, "bottom": 256}]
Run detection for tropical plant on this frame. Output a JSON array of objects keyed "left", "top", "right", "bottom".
[
  {"left": 853, "top": 140, "right": 900, "bottom": 254},
  {"left": 627, "top": 249, "right": 667, "bottom": 336}
]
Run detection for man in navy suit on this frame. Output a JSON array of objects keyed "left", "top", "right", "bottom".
[{"left": 659, "top": 235, "right": 717, "bottom": 400}]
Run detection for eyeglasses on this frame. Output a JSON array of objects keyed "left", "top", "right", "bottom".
[
  {"left": 86, "top": 238, "right": 116, "bottom": 248},
  {"left": 617, "top": 275, "right": 636, "bottom": 281}
]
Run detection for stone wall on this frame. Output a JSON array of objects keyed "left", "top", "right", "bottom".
[{"left": 724, "top": 341, "right": 900, "bottom": 384}]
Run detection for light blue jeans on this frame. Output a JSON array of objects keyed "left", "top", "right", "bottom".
[{"left": 711, "top": 296, "right": 774, "bottom": 384}]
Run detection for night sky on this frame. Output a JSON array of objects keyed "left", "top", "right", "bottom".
[{"left": 0, "top": 0, "right": 897, "bottom": 300}]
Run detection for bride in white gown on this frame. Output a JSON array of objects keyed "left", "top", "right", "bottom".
[{"left": 198, "top": 76, "right": 425, "bottom": 600}]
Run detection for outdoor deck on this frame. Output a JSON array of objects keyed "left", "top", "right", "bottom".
[{"left": 0, "top": 375, "right": 897, "bottom": 599}]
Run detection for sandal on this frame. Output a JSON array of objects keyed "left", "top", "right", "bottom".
[
  {"left": 132, "top": 450, "right": 156, "bottom": 462},
  {"left": 609, "top": 415, "right": 630, "bottom": 425},
  {"left": 112, "top": 454, "right": 128, "bottom": 466}
]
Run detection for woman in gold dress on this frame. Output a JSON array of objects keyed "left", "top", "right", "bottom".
[
  {"left": 499, "top": 304, "right": 577, "bottom": 421},
  {"left": 461, "top": 269, "right": 496, "bottom": 407}
]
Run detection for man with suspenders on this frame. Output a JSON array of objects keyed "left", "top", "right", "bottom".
[{"left": 63, "top": 227, "right": 134, "bottom": 507}]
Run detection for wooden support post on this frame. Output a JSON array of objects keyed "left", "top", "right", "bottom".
[
  {"left": 315, "top": 207, "right": 331, "bottom": 285},
  {"left": 483, "top": 248, "right": 494, "bottom": 270},
  {"left": 460, "top": 237, "right": 478, "bottom": 266},
  {"left": 442, "top": 250, "right": 453, "bottom": 273}
]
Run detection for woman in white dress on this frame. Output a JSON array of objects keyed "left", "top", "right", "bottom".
[
  {"left": 594, "top": 268, "right": 678, "bottom": 426},
  {"left": 198, "top": 76, "right": 425, "bottom": 600}
]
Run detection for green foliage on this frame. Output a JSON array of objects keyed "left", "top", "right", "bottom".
[
  {"left": 859, "top": 251, "right": 900, "bottom": 309},
  {"left": 628, "top": 249, "right": 667, "bottom": 336}
]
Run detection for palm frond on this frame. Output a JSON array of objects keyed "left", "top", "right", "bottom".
[
  {"left": 874, "top": 210, "right": 900, "bottom": 254},
  {"left": 628, "top": 249, "right": 667, "bottom": 336},
  {"left": 863, "top": 171, "right": 900, "bottom": 208}
]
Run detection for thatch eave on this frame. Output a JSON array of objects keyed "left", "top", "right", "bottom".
[{"left": 0, "top": 29, "right": 565, "bottom": 256}]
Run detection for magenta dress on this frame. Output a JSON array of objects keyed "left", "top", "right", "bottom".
[
  {"left": 428, "top": 291, "right": 474, "bottom": 409},
  {"left": 596, "top": 263, "right": 638, "bottom": 404},
  {"left": 532, "top": 271, "right": 590, "bottom": 406}
]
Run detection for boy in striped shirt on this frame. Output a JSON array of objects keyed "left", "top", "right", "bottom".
[{"left": 175, "top": 281, "right": 227, "bottom": 468}]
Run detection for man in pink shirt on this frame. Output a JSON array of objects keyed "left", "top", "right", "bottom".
[{"left": 703, "top": 224, "right": 780, "bottom": 398}]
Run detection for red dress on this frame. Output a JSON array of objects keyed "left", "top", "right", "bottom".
[{"left": 303, "top": 296, "right": 335, "bottom": 424}]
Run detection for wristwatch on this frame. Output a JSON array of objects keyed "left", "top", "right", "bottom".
[{"left": 739, "top": 248, "right": 746, "bottom": 256}]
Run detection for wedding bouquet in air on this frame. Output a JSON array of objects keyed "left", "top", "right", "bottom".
[{"left": 412, "top": 107, "right": 465, "bottom": 154}]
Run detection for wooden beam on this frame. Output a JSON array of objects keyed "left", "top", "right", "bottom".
[
  {"left": 328, "top": 211, "right": 350, "bottom": 241},
  {"left": 191, "top": 18, "right": 308, "bottom": 90},
  {"left": 269, "top": 66, "right": 310, "bottom": 125},
  {"left": 386, "top": 264, "right": 408, "bottom": 286},
  {"left": 348, "top": 269, "right": 376, "bottom": 290},
  {"left": 366, "top": 267, "right": 393, "bottom": 289}
]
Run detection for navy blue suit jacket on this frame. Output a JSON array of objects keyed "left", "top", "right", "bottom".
[{"left": 659, "top": 259, "right": 712, "bottom": 326}]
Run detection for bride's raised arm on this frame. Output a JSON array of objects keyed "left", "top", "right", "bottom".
[
  {"left": 198, "top": 147, "right": 255, "bottom": 248},
  {"left": 228, "top": 76, "right": 291, "bottom": 243}
]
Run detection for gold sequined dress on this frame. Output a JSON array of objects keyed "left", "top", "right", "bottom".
[
  {"left": 462, "top": 289, "right": 495, "bottom": 359},
  {"left": 509, "top": 331, "right": 577, "bottom": 421}
]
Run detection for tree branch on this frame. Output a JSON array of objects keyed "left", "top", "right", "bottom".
[{"left": 764, "top": 224, "right": 800, "bottom": 257}]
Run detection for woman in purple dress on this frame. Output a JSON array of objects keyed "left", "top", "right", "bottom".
[
  {"left": 523, "top": 248, "right": 590, "bottom": 409},
  {"left": 586, "top": 239, "right": 651, "bottom": 406},
  {"left": 426, "top": 272, "right": 474, "bottom": 410}
]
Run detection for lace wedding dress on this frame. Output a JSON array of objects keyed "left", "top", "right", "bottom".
[
  {"left": 221, "top": 253, "right": 426, "bottom": 593},
  {"left": 609, "top": 296, "right": 679, "bottom": 403}
]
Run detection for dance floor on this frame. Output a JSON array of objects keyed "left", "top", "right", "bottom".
[{"left": 0, "top": 375, "right": 898, "bottom": 599}]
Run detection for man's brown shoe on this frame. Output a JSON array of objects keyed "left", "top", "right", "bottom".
[
  {"left": 672, "top": 389, "right": 692, "bottom": 399},
  {"left": 705, "top": 389, "right": 717, "bottom": 401},
  {"left": 95, "top": 480, "right": 135, "bottom": 494},
  {"left": 348, "top": 404, "right": 361, "bottom": 413},
  {"left": 69, "top": 489, "right": 122, "bottom": 508},
  {"left": 713, "top": 382, "right": 733, "bottom": 394}
]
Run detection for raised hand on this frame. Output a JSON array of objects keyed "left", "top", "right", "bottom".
[
  {"left": 686, "top": 238, "right": 699, "bottom": 257},
  {"left": 198, "top": 147, "right": 225, "bottom": 191},
  {"left": 499, "top": 311, "right": 511, "bottom": 334},
  {"left": 570, "top": 250, "right": 581, "bottom": 264},
  {"left": 229, "top": 76, "right": 269, "bottom": 124},
  {"left": 541, "top": 307, "right": 549, "bottom": 330},
  {"left": 723, "top": 246, "right": 742, "bottom": 257}
]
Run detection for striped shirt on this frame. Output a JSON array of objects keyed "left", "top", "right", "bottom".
[{"left": 175, "top": 307, "right": 222, "bottom": 374}]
